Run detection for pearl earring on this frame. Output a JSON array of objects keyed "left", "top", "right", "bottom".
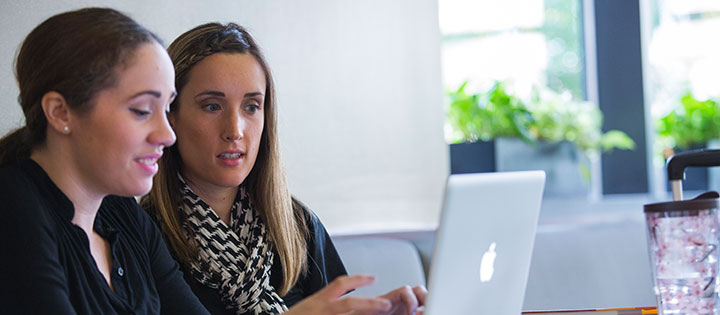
[{"left": 63, "top": 126, "right": 69, "bottom": 133}]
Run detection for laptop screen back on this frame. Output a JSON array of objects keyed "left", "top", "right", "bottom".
[{"left": 424, "top": 171, "right": 545, "bottom": 315}]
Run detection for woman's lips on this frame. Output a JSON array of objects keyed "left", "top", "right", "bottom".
[
  {"left": 217, "top": 151, "right": 245, "bottom": 166},
  {"left": 135, "top": 155, "right": 161, "bottom": 175}
]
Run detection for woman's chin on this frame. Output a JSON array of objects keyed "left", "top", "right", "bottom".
[
  {"left": 117, "top": 181, "right": 153, "bottom": 197},
  {"left": 208, "top": 173, "right": 247, "bottom": 188}
]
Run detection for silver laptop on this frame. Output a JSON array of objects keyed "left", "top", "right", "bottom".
[{"left": 424, "top": 170, "right": 545, "bottom": 315}]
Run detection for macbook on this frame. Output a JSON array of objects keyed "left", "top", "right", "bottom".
[{"left": 424, "top": 170, "right": 545, "bottom": 314}]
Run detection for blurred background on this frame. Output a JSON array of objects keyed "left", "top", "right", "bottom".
[
  {"left": 0, "top": 0, "right": 448, "bottom": 234},
  {"left": 0, "top": 0, "right": 719, "bottom": 250},
  {"left": 2, "top": 0, "right": 720, "bottom": 310}
]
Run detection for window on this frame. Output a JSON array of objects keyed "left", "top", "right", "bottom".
[
  {"left": 439, "top": 0, "right": 585, "bottom": 100},
  {"left": 646, "top": 0, "right": 720, "bottom": 116},
  {"left": 644, "top": 0, "right": 720, "bottom": 192},
  {"left": 441, "top": 0, "right": 599, "bottom": 196}
]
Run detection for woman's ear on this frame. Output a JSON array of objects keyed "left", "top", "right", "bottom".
[{"left": 40, "top": 91, "right": 72, "bottom": 135}]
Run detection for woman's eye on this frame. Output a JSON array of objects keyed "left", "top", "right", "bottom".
[
  {"left": 245, "top": 104, "right": 261, "bottom": 114},
  {"left": 203, "top": 104, "right": 221, "bottom": 111},
  {"left": 130, "top": 108, "right": 150, "bottom": 117}
]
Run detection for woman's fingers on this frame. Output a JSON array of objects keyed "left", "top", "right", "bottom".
[
  {"left": 286, "top": 275, "right": 393, "bottom": 315},
  {"left": 315, "top": 275, "right": 393, "bottom": 314},
  {"left": 289, "top": 275, "right": 428, "bottom": 315},
  {"left": 412, "top": 285, "right": 427, "bottom": 307},
  {"left": 397, "top": 286, "right": 419, "bottom": 314},
  {"left": 320, "top": 275, "right": 376, "bottom": 299},
  {"left": 376, "top": 285, "right": 428, "bottom": 315}
]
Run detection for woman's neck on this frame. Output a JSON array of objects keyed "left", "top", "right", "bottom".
[
  {"left": 30, "top": 148, "right": 104, "bottom": 232},
  {"left": 183, "top": 175, "right": 238, "bottom": 225}
]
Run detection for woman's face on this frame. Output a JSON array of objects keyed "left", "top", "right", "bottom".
[
  {"left": 170, "top": 53, "right": 266, "bottom": 192},
  {"left": 69, "top": 42, "right": 176, "bottom": 197}
]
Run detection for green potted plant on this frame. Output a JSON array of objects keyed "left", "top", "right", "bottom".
[
  {"left": 657, "top": 92, "right": 720, "bottom": 151},
  {"left": 445, "top": 81, "right": 534, "bottom": 174},
  {"left": 446, "top": 80, "right": 635, "bottom": 195},
  {"left": 524, "top": 85, "right": 636, "bottom": 154},
  {"left": 656, "top": 92, "right": 720, "bottom": 190},
  {"left": 446, "top": 81, "right": 533, "bottom": 144}
]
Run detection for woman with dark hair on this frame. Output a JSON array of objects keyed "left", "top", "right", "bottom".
[
  {"left": 143, "top": 22, "right": 426, "bottom": 315},
  {"left": 0, "top": 8, "right": 209, "bottom": 314}
]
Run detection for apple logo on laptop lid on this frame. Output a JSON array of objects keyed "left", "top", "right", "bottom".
[{"left": 480, "top": 242, "right": 497, "bottom": 282}]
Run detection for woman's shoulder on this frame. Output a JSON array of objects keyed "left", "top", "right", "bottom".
[
  {"left": 289, "top": 196, "right": 338, "bottom": 256},
  {"left": 0, "top": 160, "right": 69, "bottom": 263},
  {"left": 0, "top": 159, "right": 42, "bottom": 196},
  {"left": 291, "top": 197, "right": 324, "bottom": 234},
  {"left": 0, "top": 160, "right": 66, "bottom": 222}
]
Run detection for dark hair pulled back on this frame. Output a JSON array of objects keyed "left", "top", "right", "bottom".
[{"left": 0, "top": 7, "right": 161, "bottom": 166}]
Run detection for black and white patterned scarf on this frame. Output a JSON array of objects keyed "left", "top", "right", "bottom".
[{"left": 179, "top": 176, "right": 288, "bottom": 314}]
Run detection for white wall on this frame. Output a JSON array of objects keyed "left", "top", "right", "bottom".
[{"left": 0, "top": 0, "right": 448, "bottom": 234}]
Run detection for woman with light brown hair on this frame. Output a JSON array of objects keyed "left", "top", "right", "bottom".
[{"left": 142, "top": 23, "right": 426, "bottom": 315}]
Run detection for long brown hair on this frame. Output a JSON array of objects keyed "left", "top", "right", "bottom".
[
  {"left": 141, "top": 23, "right": 308, "bottom": 295},
  {"left": 0, "top": 8, "right": 160, "bottom": 166}
]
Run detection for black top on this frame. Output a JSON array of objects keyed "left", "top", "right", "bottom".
[
  {"left": 156, "top": 201, "right": 347, "bottom": 315},
  {"left": 0, "top": 159, "right": 209, "bottom": 315}
]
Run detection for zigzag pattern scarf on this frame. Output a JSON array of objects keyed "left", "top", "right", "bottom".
[{"left": 179, "top": 176, "right": 288, "bottom": 314}]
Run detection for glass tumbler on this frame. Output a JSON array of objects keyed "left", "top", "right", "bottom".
[{"left": 645, "top": 196, "right": 720, "bottom": 315}]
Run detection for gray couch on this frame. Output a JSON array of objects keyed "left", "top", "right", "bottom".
[{"left": 332, "top": 236, "right": 427, "bottom": 298}]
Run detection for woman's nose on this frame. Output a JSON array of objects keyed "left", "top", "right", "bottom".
[
  {"left": 222, "top": 113, "right": 245, "bottom": 142},
  {"left": 149, "top": 112, "right": 176, "bottom": 147}
]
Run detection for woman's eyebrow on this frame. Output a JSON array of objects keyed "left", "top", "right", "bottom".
[
  {"left": 128, "top": 90, "right": 162, "bottom": 100},
  {"left": 195, "top": 90, "right": 225, "bottom": 98},
  {"left": 194, "top": 91, "right": 264, "bottom": 99},
  {"left": 244, "top": 92, "right": 264, "bottom": 98}
]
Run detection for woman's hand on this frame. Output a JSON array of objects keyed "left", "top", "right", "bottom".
[
  {"left": 351, "top": 285, "right": 428, "bottom": 315},
  {"left": 284, "top": 275, "right": 392, "bottom": 315}
]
